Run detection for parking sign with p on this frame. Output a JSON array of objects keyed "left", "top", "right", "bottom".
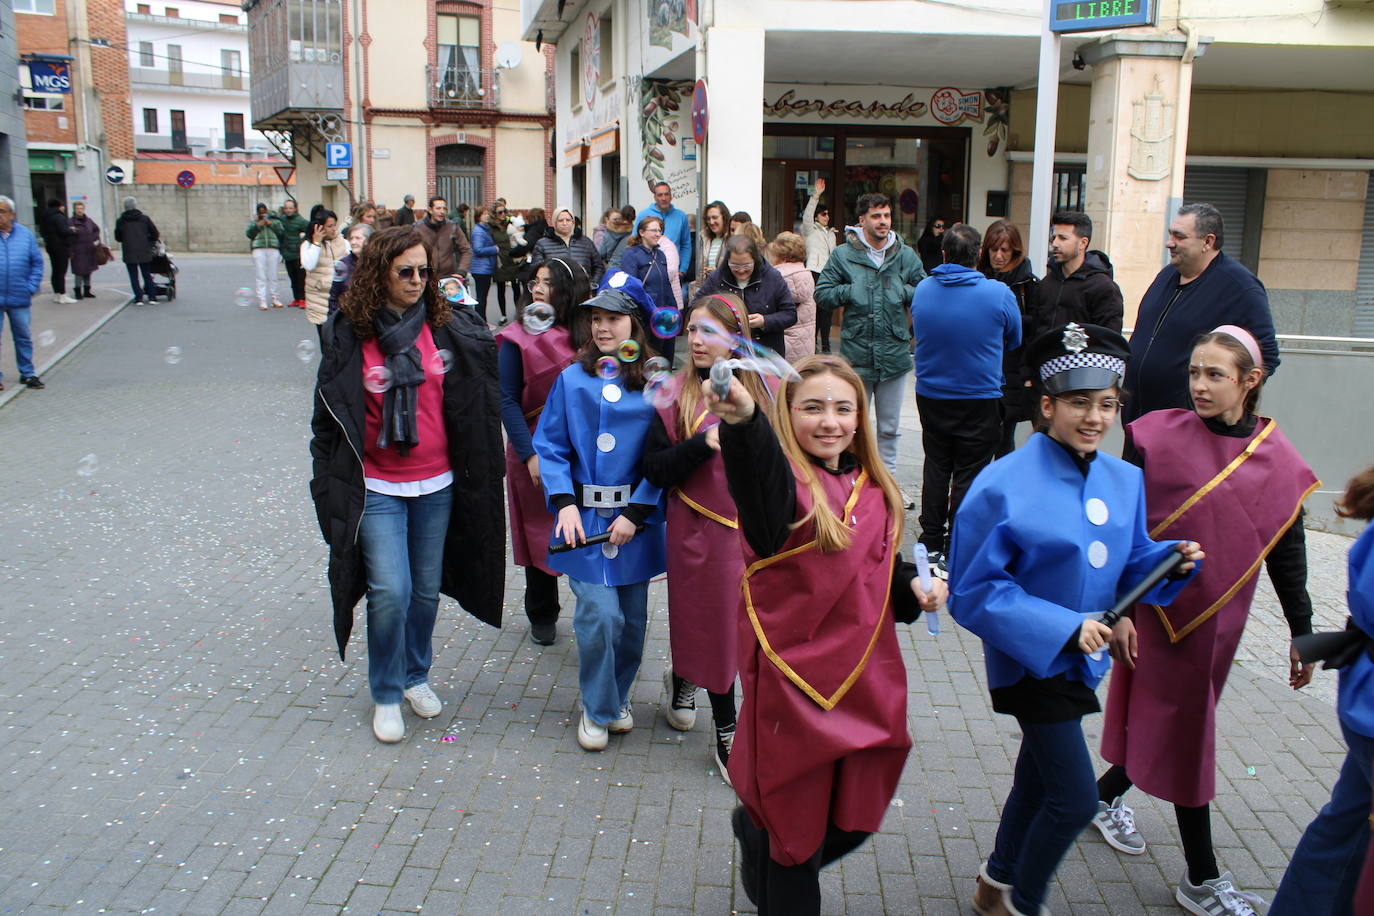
[{"left": 326, "top": 143, "right": 352, "bottom": 169}]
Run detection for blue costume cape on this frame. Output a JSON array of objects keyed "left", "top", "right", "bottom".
[
  {"left": 532, "top": 363, "right": 666, "bottom": 586},
  {"left": 949, "top": 433, "right": 1196, "bottom": 692},
  {"left": 1338, "top": 524, "right": 1374, "bottom": 738}
]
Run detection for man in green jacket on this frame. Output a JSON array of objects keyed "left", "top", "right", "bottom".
[
  {"left": 278, "top": 199, "right": 310, "bottom": 309},
  {"left": 814, "top": 192, "right": 925, "bottom": 506}
]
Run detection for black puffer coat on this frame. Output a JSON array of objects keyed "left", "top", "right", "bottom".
[{"left": 309, "top": 306, "right": 505, "bottom": 658}]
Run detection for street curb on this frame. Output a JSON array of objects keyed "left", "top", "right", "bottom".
[{"left": 0, "top": 294, "right": 133, "bottom": 410}]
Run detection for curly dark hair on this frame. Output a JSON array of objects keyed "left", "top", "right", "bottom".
[{"left": 340, "top": 226, "right": 451, "bottom": 339}]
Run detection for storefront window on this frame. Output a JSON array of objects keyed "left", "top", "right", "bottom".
[
  {"left": 763, "top": 135, "right": 835, "bottom": 160},
  {"left": 844, "top": 136, "right": 923, "bottom": 244}
]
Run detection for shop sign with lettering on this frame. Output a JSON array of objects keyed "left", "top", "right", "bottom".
[
  {"left": 762, "top": 85, "right": 986, "bottom": 126},
  {"left": 1050, "top": 0, "right": 1155, "bottom": 33}
]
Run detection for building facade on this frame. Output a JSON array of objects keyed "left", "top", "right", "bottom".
[
  {"left": 526, "top": 0, "right": 1374, "bottom": 335},
  {"left": 15, "top": 0, "right": 134, "bottom": 232},
  {"left": 245, "top": 0, "right": 554, "bottom": 221},
  {"left": 0, "top": 2, "right": 34, "bottom": 220}
]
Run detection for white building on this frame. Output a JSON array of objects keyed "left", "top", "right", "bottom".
[{"left": 125, "top": 0, "right": 271, "bottom": 156}]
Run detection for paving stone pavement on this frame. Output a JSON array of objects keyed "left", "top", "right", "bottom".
[{"left": 0, "top": 254, "right": 1359, "bottom": 915}]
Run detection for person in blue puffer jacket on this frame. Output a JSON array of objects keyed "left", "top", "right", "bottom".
[
  {"left": 0, "top": 195, "right": 48, "bottom": 391},
  {"left": 469, "top": 205, "right": 503, "bottom": 325}
]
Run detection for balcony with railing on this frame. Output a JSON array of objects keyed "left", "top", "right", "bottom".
[
  {"left": 129, "top": 67, "right": 245, "bottom": 92},
  {"left": 428, "top": 65, "right": 501, "bottom": 110},
  {"left": 244, "top": 0, "right": 344, "bottom": 129}
]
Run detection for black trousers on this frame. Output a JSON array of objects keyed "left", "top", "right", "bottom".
[
  {"left": 49, "top": 251, "right": 68, "bottom": 294},
  {"left": 284, "top": 258, "right": 306, "bottom": 302},
  {"left": 733, "top": 806, "right": 870, "bottom": 916},
  {"left": 523, "top": 566, "right": 560, "bottom": 626},
  {"left": 916, "top": 395, "right": 1002, "bottom": 553},
  {"left": 811, "top": 271, "right": 833, "bottom": 353}
]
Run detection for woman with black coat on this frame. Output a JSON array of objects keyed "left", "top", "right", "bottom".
[
  {"left": 977, "top": 220, "right": 1041, "bottom": 457},
  {"left": 309, "top": 226, "right": 505, "bottom": 744},
  {"left": 691, "top": 234, "right": 797, "bottom": 356},
  {"left": 529, "top": 207, "right": 604, "bottom": 287}
]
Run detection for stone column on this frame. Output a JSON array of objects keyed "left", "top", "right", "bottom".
[{"left": 1078, "top": 33, "right": 1210, "bottom": 323}]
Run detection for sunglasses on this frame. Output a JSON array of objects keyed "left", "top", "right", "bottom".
[
  {"left": 933, "top": 223, "right": 946, "bottom": 229},
  {"left": 393, "top": 266, "right": 433, "bottom": 281}
]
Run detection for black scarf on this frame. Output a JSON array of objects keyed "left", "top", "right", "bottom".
[{"left": 373, "top": 302, "right": 428, "bottom": 455}]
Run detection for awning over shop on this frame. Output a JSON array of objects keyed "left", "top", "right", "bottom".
[{"left": 28, "top": 150, "right": 71, "bottom": 173}]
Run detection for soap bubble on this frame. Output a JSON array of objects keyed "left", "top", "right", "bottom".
[
  {"left": 36, "top": 329, "right": 56, "bottom": 348},
  {"left": 650, "top": 307, "right": 681, "bottom": 339},
  {"left": 363, "top": 365, "right": 394, "bottom": 393},
  {"left": 427, "top": 348, "right": 454, "bottom": 375},
  {"left": 295, "top": 339, "right": 316, "bottom": 362},
  {"left": 731, "top": 335, "right": 802, "bottom": 383},
  {"left": 646, "top": 371, "right": 682, "bottom": 409},
  {"left": 77, "top": 454, "right": 99, "bottom": 477},
  {"left": 644, "top": 356, "right": 671, "bottom": 380},
  {"left": 616, "top": 339, "right": 641, "bottom": 363},
  {"left": 522, "top": 303, "right": 555, "bottom": 334},
  {"left": 596, "top": 356, "right": 620, "bottom": 381},
  {"left": 235, "top": 287, "right": 254, "bottom": 308},
  {"left": 163, "top": 346, "right": 182, "bottom": 365}
]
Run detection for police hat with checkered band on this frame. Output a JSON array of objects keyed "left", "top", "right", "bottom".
[
  {"left": 582, "top": 270, "right": 656, "bottom": 319},
  {"left": 1027, "top": 322, "right": 1132, "bottom": 395}
]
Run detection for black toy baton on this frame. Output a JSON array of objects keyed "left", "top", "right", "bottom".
[
  {"left": 1099, "top": 551, "right": 1188, "bottom": 627},
  {"left": 548, "top": 526, "right": 644, "bottom": 554}
]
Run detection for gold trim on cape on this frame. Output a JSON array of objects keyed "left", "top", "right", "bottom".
[
  {"left": 673, "top": 487, "right": 738, "bottom": 529},
  {"left": 1149, "top": 419, "right": 1319, "bottom": 642},
  {"left": 739, "top": 470, "right": 898, "bottom": 711}
]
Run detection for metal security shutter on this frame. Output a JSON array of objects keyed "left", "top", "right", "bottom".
[
  {"left": 1182, "top": 166, "right": 1251, "bottom": 267},
  {"left": 1357, "top": 173, "right": 1374, "bottom": 338}
]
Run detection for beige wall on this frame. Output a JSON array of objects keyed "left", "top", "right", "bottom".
[
  {"left": 1010, "top": 86, "right": 1374, "bottom": 159},
  {"left": 493, "top": 125, "right": 549, "bottom": 210},
  {"left": 1258, "top": 170, "right": 1368, "bottom": 292},
  {"left": 368, "top": 121, "right": 433, "bottom": 208},
  {"left": 366, "top": 1, "right": 426, "bottom": 110},
  {"left": 491, "top": 7, "right": 547, "bottom": 114}
]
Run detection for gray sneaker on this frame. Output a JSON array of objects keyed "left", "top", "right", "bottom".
[
  {"left": 1175, "top": 870, "right": 1263, "bottom": 916},
  {"left": 1092, "top": 796, "right": 1145, "bottom": 854}
]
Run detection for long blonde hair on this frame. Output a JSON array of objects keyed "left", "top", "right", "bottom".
[
  {"left": 674, "top": 293, "right": 772, "bottom": 440},
  {"left": 769, "top": 355, "right": 904, "bottom": 552}
]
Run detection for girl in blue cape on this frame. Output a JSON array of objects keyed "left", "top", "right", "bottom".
[{"left": 949, "top": 322, "right": 1203, "bottom": 916}]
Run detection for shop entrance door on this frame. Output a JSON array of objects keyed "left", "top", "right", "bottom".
[{"left": 761, "top": 160, "right": 833, "bottom": 236}]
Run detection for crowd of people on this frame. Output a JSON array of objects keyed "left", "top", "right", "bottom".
[{"left": 302, "top": 185, "right": 1372, "bottom": 916}]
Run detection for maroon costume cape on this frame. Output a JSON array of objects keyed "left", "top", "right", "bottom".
[
  {"left": 496, "top": 323, "right": 574, "bottom": 574},
  {"left": 728, "top": 466, "right": 911, "bottom": 865},
  {"left": 654, "top": 398, "right": 744, "bottom": 693},
  {"left": 1102, "top": 410, "right": 1318, "bottom": 806}
]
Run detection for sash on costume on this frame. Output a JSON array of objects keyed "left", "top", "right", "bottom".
[
  {"left": 656, "top": 401, "right": 739, "bottom": 529},
  {"left": 740, "top": 469, "right": 898, "bottom": 710},
  {"left": 1133, "top": 411, "right": 1319, "bottom": 642}
]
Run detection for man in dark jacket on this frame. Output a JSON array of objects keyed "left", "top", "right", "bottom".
[
  {"left": 1123, "top": 202, "right": 1279, "bottom": 424},
  {"left": 814, "top": 192, "right": 926, "bottom": 503},
  {"left": 910, "top": 224, "right": 1021, "bottom": 572},
  {"left": 1039, "top": 211, "right": 1123, "bottom": 332},
  {"left": 394, "top": 194, "right": 416, "bottom": 226},
  {"left": 411, "top": 196, "right": 472, "bottom": 278},
  {"left": 113, "top": 196, "right": 160, "bottom": 305},
  {"left": 39, "top": 200, "right": 76, "bottom": 303},
  {"left": 278, "top": 199, "right": 310, "bottom": 308}
]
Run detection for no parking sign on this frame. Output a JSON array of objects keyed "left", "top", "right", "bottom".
[{"left": 176, "top": 170, "right": 196, "bottom": 189}]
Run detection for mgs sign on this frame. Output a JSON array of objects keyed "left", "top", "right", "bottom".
[{"left": 28, "top": 60, "right": 71, "bottom": 94}]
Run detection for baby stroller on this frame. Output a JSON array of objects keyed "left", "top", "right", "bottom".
[{"left": 147, "top": 241, "right": 178, "bottom": 301}]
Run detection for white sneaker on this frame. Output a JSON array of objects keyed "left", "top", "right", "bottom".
[
  {"left": 901, "top": 488, "right": 917, "bottom": 510},
  {"left": 57, "top": 294, "right": 78, "bottom": 304},
  {"left": 1175, "top": 870, "right": 1263, "bottom": 916},
  {"left": 577, "top": 709, "right": 608, "bottom": 751},
  {"left": 608, "top": 704, "right": 634, "bottom": 734},
  {"left": 663, "top": 668, "right": 697, "bottom": 731},
  {"left": 372, "top": 704, "right": 404, "bottom": 743},
  {"left": 1092, "top": 796, "right": 1146, "bottom": 854},
  {"left": 403, "top": 683, "right": 442, "bottom": 718}
]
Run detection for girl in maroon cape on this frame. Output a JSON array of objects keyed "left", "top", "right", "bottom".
[
  {"left": 704, "top": 353, "right": 946, "bottom": 915},
  {"left": 1094, "top": 326, "right": 1318, "bottom": 916},
  {"left": 642, "top": 293, "right": 773, "bottom": 780},
  {"left": 496, "top": 259, "right": 587, "bottom": 645}
]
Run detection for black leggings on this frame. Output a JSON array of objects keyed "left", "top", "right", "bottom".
[
  {"left": 733, "top": 806, "right": 869, "bottom": 916},
  {"left": 523, "top": 566, "right": 560, "bottom": 626},
  {"left": 1098, "top": 765, "right": 1218, "bottom": 885}
]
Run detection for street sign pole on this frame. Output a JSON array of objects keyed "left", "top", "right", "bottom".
[{"left": 1028, "top": 0, "right": 1061, "bottom": 275}]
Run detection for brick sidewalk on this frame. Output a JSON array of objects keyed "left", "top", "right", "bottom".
[{"left": 0, "top": 255, "right": 1357, "bottom": 914}]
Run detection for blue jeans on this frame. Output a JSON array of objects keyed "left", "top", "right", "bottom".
[
  {"left": 0, "top": 305, "right": 34, "bottom": 380},
  {"left": 862, "top": 373, "right": 909, "bottom": 477},
  {"left": 357, "top": 486, "right": 453, "bottom": 704},
  {"left": 569, "top": 578, "right": 649, "bottom": 724},
  {"left": 987, "top": 717, "right": 1100, "bottom": 912},
  {"left": 1271, "top": 722, "right": 1374, "bottom": 916}
]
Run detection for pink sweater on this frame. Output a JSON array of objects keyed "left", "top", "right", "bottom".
[{"left": 361, "top": 323, "right": 451, "bottom": 482}]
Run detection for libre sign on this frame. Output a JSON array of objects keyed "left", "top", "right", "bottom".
[{"left": 1050, "top": 0, "right": 1155, "bottom": 32}]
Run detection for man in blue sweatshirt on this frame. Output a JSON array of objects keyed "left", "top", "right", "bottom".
[
  {"left": 910, "top": 223, "right": 1021, "bottom": 573},
  {"left": 636, "top": 181, "right": 692, "bottom": 284}
]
